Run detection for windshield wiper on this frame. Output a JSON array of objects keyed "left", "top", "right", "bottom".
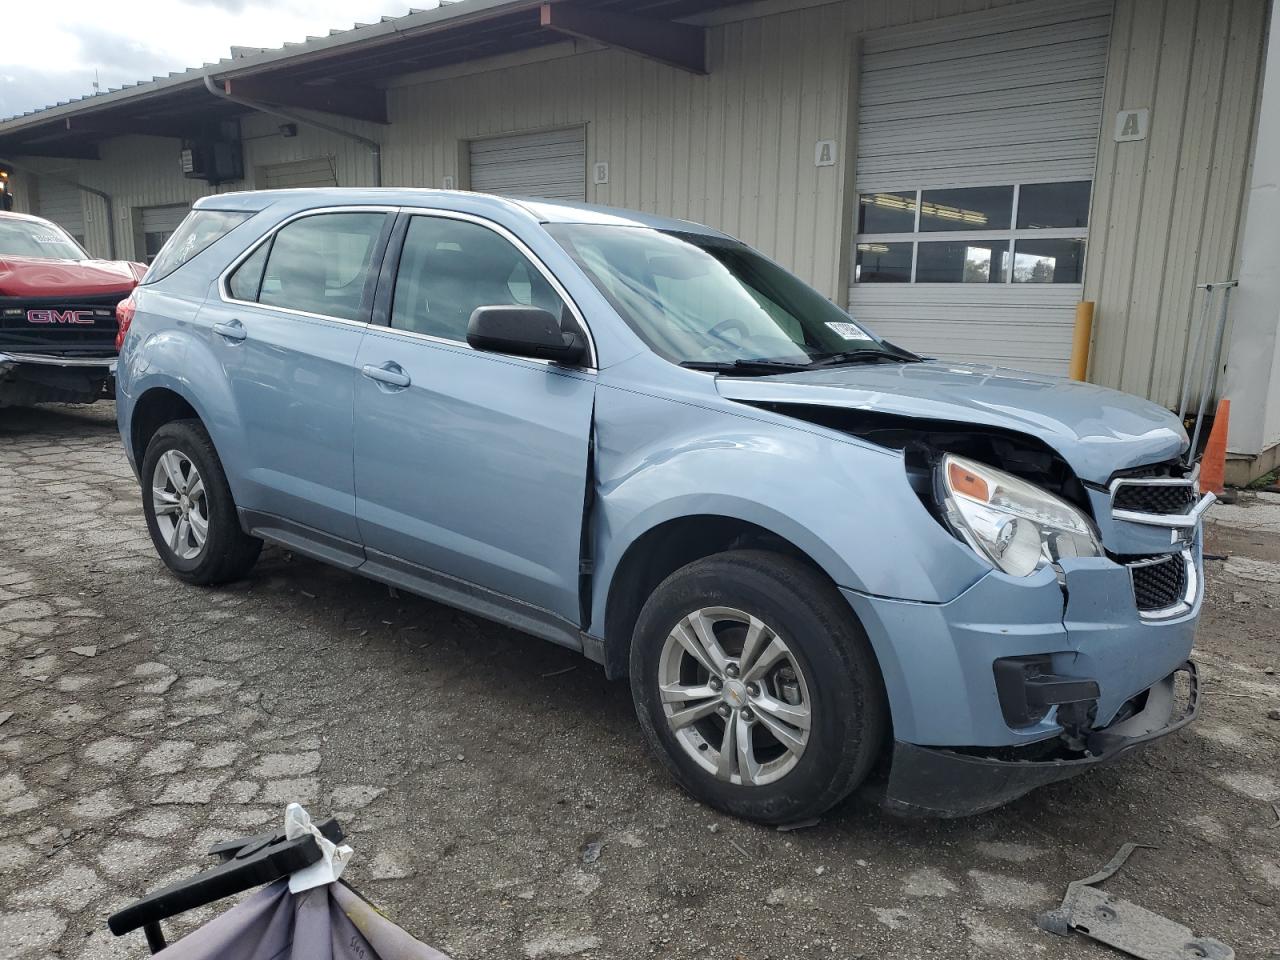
[
  {"left": 810, "top": 346, "right": 919, "bottom": 367},
  {"left": 679, "top": 358, "right": 810, "bottom": 375}
]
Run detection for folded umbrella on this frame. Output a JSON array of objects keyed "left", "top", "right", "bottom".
[
  {"left": 108, "top": 805, "right": 450, "bottom": 959},
  {"left": 150, "top": 878, "right": 449, "bottom": 960}
]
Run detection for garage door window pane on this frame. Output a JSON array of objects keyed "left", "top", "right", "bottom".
[
  {"left": 917, "top": 241, "right": 1009, "bottom": 283},
  {"left": 1017, "top": 181, "right": 1091, "bottom": 229},
  {"left": 1012, "top": 239, "right": 1085, "bottom": 283},
  {"left": 855, "top": 242, "right": 912, "bottom": 283},
  {"left": 258, "top": 212, "right": 386, "bottom": 321},
  {"left": 858, "top": 192, "right": 917, "bottom": 233},
  {"left": 919, "top": 186, "right": 1013, "bottom": 232}
]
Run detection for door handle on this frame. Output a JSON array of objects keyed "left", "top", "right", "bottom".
[
  {"left": 213, "top": 320, "right": 247, "bottom": 342},
  {"left": 361, "top": 363, "right": 411, "bottom": 388}
]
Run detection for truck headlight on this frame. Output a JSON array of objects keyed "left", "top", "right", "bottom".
[{"left": 937, "top": 453, "right": 1102, "bottom": 577}]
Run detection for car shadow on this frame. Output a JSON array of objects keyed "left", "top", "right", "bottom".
[{"left": 0, "top": 402, "right": 119, "bottom": 438}]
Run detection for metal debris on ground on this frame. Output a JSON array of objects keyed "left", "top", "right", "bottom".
[
  {"left": 776, "top": 817, "right": 821, "bottom": 833},
  {"left": 580, "top": 841, "right": 603, "bottom": 864},
  {"left": 1037, "top": 843, "right": 1233, "bottom": 960},
  {"left": 540, "top": 665, "right": 577, "bottom": 678}
]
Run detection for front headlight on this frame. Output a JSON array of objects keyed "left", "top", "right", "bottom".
[{"left": 937, "top": 453, "right": 1102, "bottom": 577}]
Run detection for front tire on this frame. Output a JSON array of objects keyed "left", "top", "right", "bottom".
[
  {"left": 630, "top": 549, "right": 887, "bottom": 824},
  {"left": 140, "top": 420, "right": 261, "bottom": 585}
]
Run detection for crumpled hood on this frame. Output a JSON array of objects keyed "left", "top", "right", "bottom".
[
  {"left": 0, "top": 256, "right": 145, "bottom": 299},
  {"left": 716, "top": 360, "right": 1188, "bottom": 483}
]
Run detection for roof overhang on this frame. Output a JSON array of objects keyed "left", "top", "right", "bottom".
[{"left": 0, "top": 0, "right": 752, "bottom": 160}]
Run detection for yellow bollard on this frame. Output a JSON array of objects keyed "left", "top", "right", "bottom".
[{"left": 1068, "top": 301, "right": 1095, "bottom": 381}]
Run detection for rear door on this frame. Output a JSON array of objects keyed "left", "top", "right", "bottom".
[
  {"left": 203, "top": 206, "right": 393, "bottom": 547},
  {"left": 352, "top": 211, "right": 596, "bottom": 623}
]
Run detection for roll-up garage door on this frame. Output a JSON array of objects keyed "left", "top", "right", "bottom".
[
  {"left": 849, "top": 0, "right": 1110, "bottom": 375},
  {"left": 469, "top": 127, "right": 586, "bottom": 202},
  {"left": 36, "top": 180, "right": 86, "bottom": 246},
  {"left": 140, "top": 204, "right": 191, "bottom": 263},
  {"left": 260, "top": 157, "right": 339, "bottom": 189}
]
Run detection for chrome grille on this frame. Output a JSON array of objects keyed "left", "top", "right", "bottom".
[{"left": 1128, "top": 553, "right": 1188, "bottom": 613}]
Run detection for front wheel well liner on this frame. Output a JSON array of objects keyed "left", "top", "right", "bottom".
[
  {"left": 602, "top": 515, "right": 840, "bottom": 679},
  {"left": 130, "top": 387, "right": 200, "bottom": 468}
]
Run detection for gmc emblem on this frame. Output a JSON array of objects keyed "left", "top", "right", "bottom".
[{"left": 27, "top": 309, "right": 95, "bottom": 325}]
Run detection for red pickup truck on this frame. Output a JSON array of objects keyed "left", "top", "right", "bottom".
[{"left": 0, "top": 210, "right": 145, "bottom": 407}]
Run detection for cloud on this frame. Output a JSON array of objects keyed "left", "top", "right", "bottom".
[
  {"left": 0, "top": 27, "right": 181, "bottom": 119},
  {"left": 1, "top": 1, "right": 424, "bottom": 120}
]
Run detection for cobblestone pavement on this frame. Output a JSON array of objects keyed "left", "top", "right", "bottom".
[{"left": 1, "top": 403, "right": 1278, "bottom": 960}]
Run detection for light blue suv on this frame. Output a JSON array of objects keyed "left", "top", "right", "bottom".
[{"left": 116, "top": 189, "right": 1211, "bottom": 822}]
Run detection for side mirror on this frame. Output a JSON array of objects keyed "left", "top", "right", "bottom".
[{"left": 467, "top": 305, "right": 586, "bottom": 365}]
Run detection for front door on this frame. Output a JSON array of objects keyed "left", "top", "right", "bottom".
[
  {"left": 353, "top": 212, "right": 595, "bottom": 623},
  {"left": 207, "top": 208, "right": 391, "bottom": 544}
]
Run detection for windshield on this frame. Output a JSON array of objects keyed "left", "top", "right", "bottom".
[
  {"left": 548, "top": 223, "right": 908, "bottom": 368},
  {"left": 0, "top": 218, "right": 85, "bottom": 261}
]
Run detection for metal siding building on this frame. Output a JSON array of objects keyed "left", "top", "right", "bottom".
[{"left": 1, "top": 0, "right": 1276, "bottom": 475}]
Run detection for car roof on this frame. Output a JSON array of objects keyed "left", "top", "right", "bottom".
[
  {"left": 194, "top": 188, "right": 729, "bottom": 238},
  {"left": 0, "top": 210, "right": 55, "bottom": 226}
]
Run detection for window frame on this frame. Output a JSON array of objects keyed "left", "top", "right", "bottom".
[
  {"left": 218, "top": 205, "right": 398, "bottom": 327},
  {"left": 853, "top": 180, "right": 1091, "bottom": 285},
  {"left": 373, "top": 208, "right": 598, "bottom": 370}
]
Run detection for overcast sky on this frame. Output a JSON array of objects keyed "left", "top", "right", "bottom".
[{"left": 1, "top": 0, "right": 427, "bottom": 119}]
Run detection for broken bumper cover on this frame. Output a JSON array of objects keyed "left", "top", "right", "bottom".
[
  {"left": 0, "top": 350, "right": 117, "bottom": 370},
  {"left": 883, "top": 661, "right": 1199, "bottom": 817},
  {"left": 1, "top": 351, "right": 117, "bottom": 404}
]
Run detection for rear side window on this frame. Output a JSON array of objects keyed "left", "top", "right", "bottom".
[
  {"left": 144, "top": 210, "right": 251, "bottom": 283},
  {"left": 228, "top": 212, "right": 386, "bottom": 323}
]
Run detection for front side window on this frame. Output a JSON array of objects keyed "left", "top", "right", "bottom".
[
  {"left": 854, "top": 181, "right": 1091, "bottom": 284},
  {"left": 391, "top": 216, "right": 566, "bottom": 343},
  {"left": 228, "top": 212, "right": 386, "bottom": 322},
  {"left": 0, "top": 217, "right": 85, "bottom": 260},
  {"left": 145, "top": 210, "right": 251, "bottom": 283},
  {"left": 550, "top": 224, "right": 906, "bottom": 367}
]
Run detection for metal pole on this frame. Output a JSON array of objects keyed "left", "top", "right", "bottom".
[
  {"left": 0, "top": 156, "right": 118, "bottom": 259},
  {"left": 1188, "top": 280, "right": 1238, "bottom": 460},
  {"left": 1177, "top": 286, "right": 1215, "bottom": 424},
  {"left": 142, "top": 921, "right": 166, "bottom": 954},
  {"left": 202, "top": 74, "right": 382, "bottom": 187}
]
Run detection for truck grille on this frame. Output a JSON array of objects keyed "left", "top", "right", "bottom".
[
  {"left": 1112, "top": 482, "right": 1198, "bottom": 515},
  {"left": 1, "top": 293, "right": 122, "bottom": 355},
  {"left": 1128, "top": 553, "right": 1189, "bottom": 613}
]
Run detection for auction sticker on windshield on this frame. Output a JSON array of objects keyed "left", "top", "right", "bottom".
[{"left": 825, "top": 321, "right": 873, "bottom": 341}]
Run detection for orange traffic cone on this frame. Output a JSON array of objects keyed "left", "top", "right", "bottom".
[{"left": 1200, "top": 398, "right": 1230, "bottom": 496}]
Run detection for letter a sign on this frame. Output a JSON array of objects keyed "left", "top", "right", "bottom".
[{"left": 1114, "top": 108, "right": 1149, "bottom": 143}]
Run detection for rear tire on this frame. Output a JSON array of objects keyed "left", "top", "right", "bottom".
[
  {"left": 141, "top": 420, "right": 261, "bottom": 585},
  {"left": 630, "top": 549, "right": 887, "bottom": 825}
]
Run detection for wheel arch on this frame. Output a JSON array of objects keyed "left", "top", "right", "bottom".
[
  {"left": 597, "top": 509, "right": 869, "bottom": 681},
  {"left": 129, "top": 385, "right": 202, "bottom": 469}
]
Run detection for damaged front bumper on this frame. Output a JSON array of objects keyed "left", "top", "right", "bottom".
[
  {"left": 841, "top": 522, "right": 1205, "bottom": 817},
  {"left": 883, "top": 661, "right": 1199, "bottom": 817},
  {"left": 0, "top": 351, "right": 116, "bottom": 406}
]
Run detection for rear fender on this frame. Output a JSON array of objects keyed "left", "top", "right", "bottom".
[{"left": 119, "top": 320, "right": 246, "bottom": 499}]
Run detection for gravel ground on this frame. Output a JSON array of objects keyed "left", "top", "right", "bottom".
[{"left": 1, "top": 402, "right": 1277, "bottom": 960}]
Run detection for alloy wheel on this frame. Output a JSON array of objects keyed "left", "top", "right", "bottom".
[
  {"left": 151, "top": 449, "right": 209, "bottom": 561},
  {"left": 658, "top": 606, "right": 812, "bottom": 786}
]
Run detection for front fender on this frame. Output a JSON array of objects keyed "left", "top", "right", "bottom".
[{"left": 588, "top": 383, "right": 989, "bottom": 633}]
